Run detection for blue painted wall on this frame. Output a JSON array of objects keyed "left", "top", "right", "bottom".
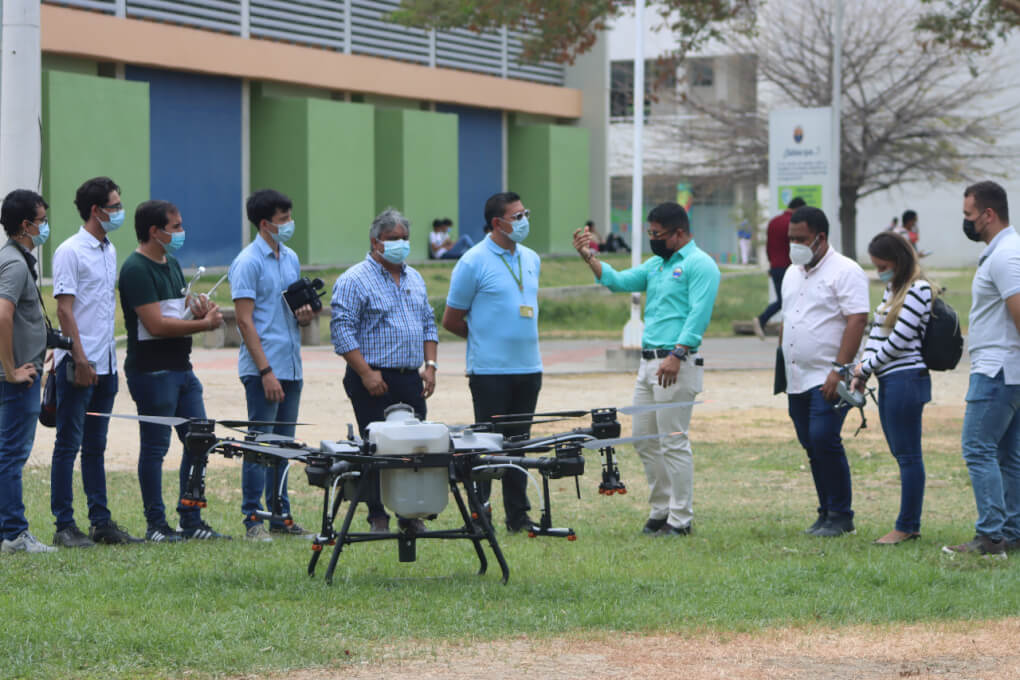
[
  {"left": 126, "top": 67, "right": 242, "bottom": 267},
  {"left": 436, "top": 105, "right": 502, "bottom": 243}
]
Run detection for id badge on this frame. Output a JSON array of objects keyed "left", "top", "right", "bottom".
[{"left": 519, "top": 305, "right": 534, "bottom": 318}]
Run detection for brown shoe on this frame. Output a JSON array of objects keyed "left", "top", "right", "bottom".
[
  {"left": 368, "top": 516, "right": 389, "bottom": 534},
  {"left": 874, "top": 530, "right": 920, "bottom": 545}
]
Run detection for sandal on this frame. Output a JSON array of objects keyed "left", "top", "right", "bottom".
[{"left": 874, "top": 530, "right": 921, "bottom": 545}]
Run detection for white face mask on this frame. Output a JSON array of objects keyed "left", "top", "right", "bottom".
[{"left": 789, "top": 236, "right": 819, "bottom": 266}]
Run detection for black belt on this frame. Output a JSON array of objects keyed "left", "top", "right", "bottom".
[
  {"left": 369, "top": 366, "right": 417, "bottom": 374},
  {"left": 641, "top": 349, "right": 704, "bottom": 366}
]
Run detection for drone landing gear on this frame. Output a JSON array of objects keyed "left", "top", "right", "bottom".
[
  {"left": 526, "top": 469, "right": 577, "bottom": 540},
  {"left": 307, "top": 460, "right": 511, "bottom": 585},
  {"left": 597, "top": 445, "right": 626, "bottom": 496}
]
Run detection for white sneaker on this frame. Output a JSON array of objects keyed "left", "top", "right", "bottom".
[
  {"left": 245, "top": 524, "right": 273, "bottom": 542},
  {"left": 1, "top": 530, "right": 57, "bottom": 554}
]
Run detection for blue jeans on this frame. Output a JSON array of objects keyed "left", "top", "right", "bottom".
[
  {"left": 439, "top": 235, "right": 475, "bottom": 260},
  {"left": 0, "top": 377, "right": 41, "bottom": 541},
  {"left": 961, "top": 370, "right": 1020, "bottom": 541},
  {"left": 877, "top": 368, "right": 930, "bottom": 533},
  {"left": 757, "top": 266, "right": 787, "bottom": 327},
  {"left": 788, "top": 386, "right": 853, "bottom": 517},
  {"left": 50, "top": 358, "right": 119, "bottom": 530},
  {"left": 126, "top": 369, "right": 206, "bottom": 531},
  {"left": 240, "top": 375, "right": 302, "bottom": 529}
]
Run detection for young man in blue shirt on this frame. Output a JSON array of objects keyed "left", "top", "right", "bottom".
[
  {"left": 574, "top": 202, "right": 720, "bottom": 536},
  {"left": 229, "top": 189, "right": 317, "bottom": 541}
]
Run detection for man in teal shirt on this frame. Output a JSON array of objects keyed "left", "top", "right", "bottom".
[{"left": 574, "top": 202, "right": 720, "bottom": 536}]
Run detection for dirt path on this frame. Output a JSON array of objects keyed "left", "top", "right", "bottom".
[{"left": 253, "top": 620, "right": 1020, "bottom": 680}]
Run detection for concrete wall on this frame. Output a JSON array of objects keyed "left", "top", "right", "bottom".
[
  {"left": 509, "top": 123, "right": 590, "bottom": 254},
  {"left": 374, "top": 108, "right": 459, "bottom": 247},
  {"left": 41, "top": 70, "right": 150, "bottom": 269},
  {"left": 126, "top": 66, "right": 243, "bottom": 267},
  {"left": 251, "top": 94, "right": 376, "bottom": 265}
]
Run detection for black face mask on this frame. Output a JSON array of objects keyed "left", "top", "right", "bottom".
[
  {"left": 650, "top": 237, "right": 675, "bottom": 260},
  {"left": 962, "top": 218, "right": 982, "bottom": 242}
]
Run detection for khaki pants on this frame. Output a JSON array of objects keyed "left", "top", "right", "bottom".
[{"left": 631, "top": 356, "right": 703, "bottom": 529}]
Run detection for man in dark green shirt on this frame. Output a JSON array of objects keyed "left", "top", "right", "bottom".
[
  {"left": 118, "top": 200, "right": 226, "bottom": 542},
  {"left": 574, "top": 202, "right": 720, "bottom": 537}
]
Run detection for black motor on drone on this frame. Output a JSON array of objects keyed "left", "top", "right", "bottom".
[{"left": 283, "top": 277, "right": 326, "bottom": 313}]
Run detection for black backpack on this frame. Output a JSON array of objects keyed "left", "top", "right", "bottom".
[{"left": 921, "top": 295, "right": 963, "bottom": 371}]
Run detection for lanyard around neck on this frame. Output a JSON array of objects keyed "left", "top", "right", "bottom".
[{"left": 499, "top": 252, "right": 523, "bottom": 292}]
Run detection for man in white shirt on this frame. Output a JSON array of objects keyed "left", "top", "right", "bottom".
[
  {"left": 429, "top": 218, "right": 474, "bottom": 260},
  {"left": 943, "top": 181, "right": 1020, "bottom": 557},
  {"left": 781, "top": 206, "right": 869, "bottom": 537},
  {"left": 50, "top": 177, "right": 141, "bottom": 547}
]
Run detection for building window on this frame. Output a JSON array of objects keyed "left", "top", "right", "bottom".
[
  {"left": 610, "top": 59, "right": 676, "bottom": 119},
  {"left": 689, "top": 59, "right": 714, "bottom": 88}
]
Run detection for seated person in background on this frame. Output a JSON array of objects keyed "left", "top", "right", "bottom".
[
  {"left": 429, "top": 218, "right": 474, "bottom": 260},
  {"left": 584, "top": 220, "right": 603, "bottom": 252}
]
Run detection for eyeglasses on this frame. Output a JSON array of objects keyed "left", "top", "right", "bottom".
[
  {"left": 507, "top": 209, "right": 530, "bottom": 222},
  {"left": 103, "top": 203, "right": 124, "bottom": 212},
  {"left": 646, "top": 228, "right": 672, "bottom": 239}
]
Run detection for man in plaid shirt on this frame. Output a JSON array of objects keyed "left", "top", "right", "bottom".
[{"left": 331, "top": 208, "right": 439, "bottom": 533}]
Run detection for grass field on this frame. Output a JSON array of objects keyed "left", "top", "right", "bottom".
[{"left": 2, "top": 398, "right": 1016, "bottom": 679}]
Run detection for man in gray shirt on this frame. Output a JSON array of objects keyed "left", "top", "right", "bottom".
[
  {"left": 943, "top": 181, "right": 1020, "bottom": 558},
  {"left": 0, "top": 189, "right": 54, "bottom": 554}
]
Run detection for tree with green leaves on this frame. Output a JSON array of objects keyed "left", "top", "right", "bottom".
[{"left": 918, "top": 0, "right": 1020, "bottom": 53}]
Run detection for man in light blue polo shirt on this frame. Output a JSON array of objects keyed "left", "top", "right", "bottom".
[
  {"left": 443, "top": 191, "right": 542, "bottom": 533},
  {"left": 228, "top": 189, "right": 316, "bottom": 542},
  {"left": 574, "top": 202, "right": 720, "bottom": 536},
  {"left": 943, "top": 181, "right": 1020, "bottom": 557}
]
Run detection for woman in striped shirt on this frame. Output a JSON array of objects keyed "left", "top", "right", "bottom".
[{"left": 853, "top": 232, "right": 933, "bottom": 545}]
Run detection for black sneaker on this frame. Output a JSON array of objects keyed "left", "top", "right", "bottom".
[
  {"left": 942, "top": 534, "right": 1007, "bottom": 558},
  {"left": 656, "top": 523, "right": 692, "bottom": 537},
  {"left": 145, "top": 525, "right": 184, "bottom": 543},
  {"left": 506, "top": 515, "right": 538, "bottom": 534},
  {"left": 90, "top": 521, "right": 144, "bottom": 545},
  {"left": 811, "top": 511, "right": 856, "bottom": 537},
  {"left": 642, "top": 517, "right": 668, "bottom": 535},
  {"left": 804, "top": 512, "right": 827, "bottom": 535},
  {"left": 53, "top": 524, "right": 95, "bottom": 548},
  {"left": 269, "top": 521, "right": 312, "bottom": 537},
  {"left": 177, "top": 521, "right": 231, "bottom": 540}
]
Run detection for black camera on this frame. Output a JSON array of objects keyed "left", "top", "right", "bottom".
[
  {"left": 46, "top": 328, "right": 73, "bottom": 350},
  {"left": 283, "top": 277, "right": 326, "bottom": 313}
]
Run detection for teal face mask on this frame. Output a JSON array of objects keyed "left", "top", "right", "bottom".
[
  {"left": 381, "top": 239, "right": 410, "bottom": 264},
  {"left": 100, "top": 209, "right": 125, "bottom": 232},
  {"left": 271, "top": 220, "right": 295, "bottom": 244},
  {"left": 878, "top": 269, "right": 895, "bottom": 283},
  {"left": 161, "top": 229, "right": 186, "bottom": 253},
  {"left": 507, "top": 216, "right": 530, "bottom": 243},
  {"left": 31, "top": 221, "right": 50, "bottom": 247}
]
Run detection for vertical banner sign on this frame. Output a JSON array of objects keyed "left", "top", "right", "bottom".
[{"left": 768, "top": 107, "right": 840, "bottom": 251}]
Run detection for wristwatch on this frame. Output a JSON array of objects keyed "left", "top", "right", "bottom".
[
  {"left": 425, "top": 360, "right": 438, "bottom": 371},
  {"left": 670, "top": 346, "right": 688, "bottom": 361},
  {"left": 259, "top": 366, "right": 273, "bottom": 377}
]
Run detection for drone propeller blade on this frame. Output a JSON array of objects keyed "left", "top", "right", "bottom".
[
  {"left": 87, "top": 412, "right": 190, "bottom": 427},
  {"left": 254, "top": 432, "right": 301, "bottom": 444},
  {"left": 486, "top": 417, "right": 575, "bottom": 427},
  {"left": 581, "top": 430, "right": 688, "bottom": 450},
  {"left": 618, "top": 400, "right": 702, "bottom": 416},
  {"left": 218, "top": 419, "right": 309, "bottom": 428},
  {"left": 493, "top": 410, "right": 589, "bottom": 420},
  {"left": 221, "top": 440, "right": 309, "bottom": 460}
]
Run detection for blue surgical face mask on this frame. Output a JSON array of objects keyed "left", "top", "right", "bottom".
[
  {"left": 878, "top": 269, "right": 895, "bottom": 283},
  {"left": 381, "top": 239, "right": 410, "bottom": 264},
  {"left": 161, "top": 229, "right": 186, "bottom": 253},
  {"left": 31, "top": 221, "right": 50, "bottom": 247},
  {"left": 100, "top": 209, "right": 125, "bottom": 232},
  {"left": 271, "top": 220, "right": 295, "bottom": 244},
  {"left": 507, "top": 216, "right": 530, "bottom": 243}
]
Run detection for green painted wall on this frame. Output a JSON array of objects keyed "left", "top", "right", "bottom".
[
  {"left": 251, "top": 95, "right": 375, "bottom": 265},
  {"left": 41, "top": 54, "right": 98, "bottom": 76},
  {"left": 508, "top": 123, "right": 590, "bottom": 254},
  {"left": 374, "top": 109, "right": 458, "bottom": 249},
  {"left": 41, "top": 70, "right": 150, "bottom": 269}
]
